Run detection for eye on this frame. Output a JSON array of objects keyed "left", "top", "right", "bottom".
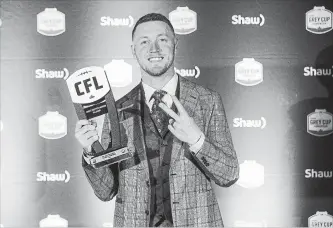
[
  {"left": 140, "top": 40, "right": 148, "bottom": 45},
  {"left": 160, "top": 38, "right": 168, "bottom": 42}
]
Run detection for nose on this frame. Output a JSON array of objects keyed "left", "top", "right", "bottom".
[{"left": 149, "top": 40, "right": 161, "bottom": 53}]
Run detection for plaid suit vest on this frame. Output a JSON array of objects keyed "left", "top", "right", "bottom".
[{"left": 142, "top": 101, "right": 174, "bottom": 226}]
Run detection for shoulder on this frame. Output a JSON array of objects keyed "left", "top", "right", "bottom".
[{"left": 180, "top": 76, "right": 221, "bottom": 104}]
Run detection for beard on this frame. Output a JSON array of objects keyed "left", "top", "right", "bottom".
[
  {"left": 137, "top": 53, "right": 175, "bottom": 77},
  {"left": 145, "top": 62, "right": 171, "bottom": 76}
]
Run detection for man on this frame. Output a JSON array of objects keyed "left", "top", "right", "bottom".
[{"left": 75, "top": 13, "right": 239, "bottom": 227}]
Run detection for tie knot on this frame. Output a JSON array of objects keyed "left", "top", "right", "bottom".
[{"left": 150, "top": 90, "right": 167, "bottom": 102}]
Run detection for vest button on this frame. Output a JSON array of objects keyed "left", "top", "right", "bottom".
[
  {"left": 146, "top": 180, "right": 149, "bottom": 187},
  {"left": 145, "top": 210, "right": 149, "bottom": 215}
]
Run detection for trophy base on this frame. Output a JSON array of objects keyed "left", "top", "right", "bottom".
[{"left": 89, "top": 147, "right": 131, "bottom": 169}]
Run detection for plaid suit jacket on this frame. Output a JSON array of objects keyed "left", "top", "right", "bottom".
[{"left": 82, "top": 75, "right": 239, "bottom": 227}]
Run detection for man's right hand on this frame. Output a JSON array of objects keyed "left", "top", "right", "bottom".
[{"left": 75, "top": 120, "right": 99, "bottom": 153}]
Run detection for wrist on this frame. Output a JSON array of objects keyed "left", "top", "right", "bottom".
[
  {"left": 189, "top": 133, "right": 202, "bottom": 146},
  {"left": 83, "top": 146, "right": 95, "bottom": 156}
]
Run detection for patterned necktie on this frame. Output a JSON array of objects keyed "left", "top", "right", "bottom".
[
  {"left": 150, "top": 90, "right": 169, "bottom": 137},
  {"left": 101, "top": 114, "right": 111, "bottom": 150}
]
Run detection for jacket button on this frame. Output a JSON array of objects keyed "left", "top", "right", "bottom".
[{"left": 145, "top": 210, "right": 149, "bottom": 215}]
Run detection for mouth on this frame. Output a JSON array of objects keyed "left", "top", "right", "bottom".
[{"left": 148, "top": 56, "right": 164, "bottom": 62}]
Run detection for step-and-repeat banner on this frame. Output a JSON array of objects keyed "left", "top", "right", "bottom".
[{"left": 1, "top": 0, "right": 333, "bottom": 227}]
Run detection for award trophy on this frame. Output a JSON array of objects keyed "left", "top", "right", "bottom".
[{"left": 66, "top": 66, "right": 131, "bottom": 168}]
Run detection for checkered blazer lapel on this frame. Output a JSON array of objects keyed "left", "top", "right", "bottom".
[{"left": 170, "top": 75, "right": 199, "bottom": 166}]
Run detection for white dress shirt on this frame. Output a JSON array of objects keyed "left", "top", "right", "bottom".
[{"left": 142, "top": 74, "right": 205, "bottom": 153}]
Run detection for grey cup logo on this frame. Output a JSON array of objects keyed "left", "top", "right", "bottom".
[
  {"left": 233, "top": 117, "right": 267, "bottom": 129},
  {"left": 37, "top": 8, "right": 65, "bottom": 36},
  {"left": 37, "top": 170, "right": 70, "bottom": 183},
  {"left": 100, "top": 16, "right": 134, "bottom": 27},
  {"left": 307, "top": 109, "right": 333, "bottom": 137},
  {"left": 306, "top": 6, "right": 333, "bottom": 34},
  {"left": 175, "top": 66, "right": 200, "bottom": 78},
  {"left": 35, "top": 68, "right": 69, "bottom": 79},
  {"left": 235, "top": 58, "right": 263, "bottom": 86},
  {"left": 304, "top": 66, "right": 333, "bottom": 76},
  {"left": 232, "top": 14, "right": 265, "bottom": 26},
  {"left": 308, "top": 212, "right": 333, "bottom": 228},
  {"left": 305, "top": 169, "right": 333, "bottom": 178},
  {"left": 169, "top": 6, "right": 197, "bottom": 35}
]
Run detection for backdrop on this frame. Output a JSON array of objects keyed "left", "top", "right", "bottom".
[{"left": 1, "top": 0, "right": 333, "bottom": 227}]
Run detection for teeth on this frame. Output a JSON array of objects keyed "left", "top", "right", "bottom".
[{"left": 149, "top": 57, "right": 163, "bottom": 62}]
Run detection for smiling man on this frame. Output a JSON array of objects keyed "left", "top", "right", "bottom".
[{"left": 77, "top": 13, "right": 239, "bottom": 227}]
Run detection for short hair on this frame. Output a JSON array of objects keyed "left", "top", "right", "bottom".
[{"left": 132, "top": 13, "right": 175, "bottom": 40}]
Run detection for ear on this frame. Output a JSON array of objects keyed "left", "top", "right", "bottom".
[
  {"left": 174, "top": 37, "right": 178, "bottom": 53},
  {"left": 131, "top": 44, "right": 136, "bottom": 58}
]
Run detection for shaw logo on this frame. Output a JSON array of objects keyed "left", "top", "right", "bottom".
[
  {"left": 304, "top": 66, "right": 333, "bottom": 76},
  {"left": 36, "top": 68, "right": 70, "bottom": 79},
  {"left": 37, "top": 170, "right": 70, "bottom": 183},
  {"left": 307, "top": 109, "right": 333, "bottom": 137},
  {"left": 175, "top": 66, "right": 200, "bottom": 78},
  {"left": 100, "top": 16, "right": 134, "bottom": 27},
  {"left": 232, "top": 14, "right": 265, "bottom": 26},
  {"left": 305, "top": 169, "right": 333, "bottom": 178},
  {"left": 306, "top": 6, "right": 333, "bottom": 34},
  {"left": 37, "top": 8, "right": 65, "bottom": 36},
  {"left": 308, "top": 211, "right": 333, "bottom": 228},
  {"left": 233, "top": 117, "right": 266, "bottom": 129}
]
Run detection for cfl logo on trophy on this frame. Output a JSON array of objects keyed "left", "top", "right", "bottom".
[
  {"left": 305, "top": 169, "right": 333, "bottom": 179},
  {"left": 304, "top": 66, "right": 333, "bottom": 77},
  {"left": 66, "top": 67, "right": 109, "bottom": 104},
  {"left": 307, "top": 109, "right": 333, "bottom": 137},
  {"left": 169, "top": 7, "right": 197, "bottom": 35},
  {"left": 35, "top": 68, "right": 69, "bottom": 79},
  {"left": 37, "top": 8, "right": 65, "bottom": 36},
  {"left": 175, "top": 66, "right": 200, "bottom": 78},
  {"left": 308, "top": 211, "right": 333, "bottom": 228},
  {"left": 37, "top": 170, "right": 70, "bottom": 183},
  {"left": 100, "top": 16, "right": 134, "bottom": 27},
  {"left": 306, "top": 6, "right": 333, "bottom": 34},
  {"left": 232, "top": 14, "right": 265, "bottom": 26},
  {"left": 233, "top": 117, "right": 267, "bottom": 129},
  {"left": 39, "top": 111, "right": 67, "bottom": 139},
  {"left": 235, "top": 58, "right": 263, "bottom": 86}
]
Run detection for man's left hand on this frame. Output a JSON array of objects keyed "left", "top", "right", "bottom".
[{"left": 158, "top": 95, "right": 202, "bottom": 145}]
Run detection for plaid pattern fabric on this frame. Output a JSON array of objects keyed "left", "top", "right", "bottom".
[
  {"left": 82, "top": 76, "right": 239, "bottom": 227},
  {"left": 143, "top": 101, "right": 174, "bottom": 226},
  {"left": 150, "top": 90, "right": 169, "bottom": 137}
]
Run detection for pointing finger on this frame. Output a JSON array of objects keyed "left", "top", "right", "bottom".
[{"left": 170, "top": 95, "right": 187, "bottom": 116}]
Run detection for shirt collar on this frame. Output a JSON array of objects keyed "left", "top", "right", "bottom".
[{"left": 142, "top": 73, "right": 178, "bottom": 102}]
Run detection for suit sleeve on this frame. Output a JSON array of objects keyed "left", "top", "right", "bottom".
[
  {"left": 82, "top": 149, "right": 119, "bottom": 202},
  {"left": 190, "top": 92, "right": 239, "bottom": 187}
]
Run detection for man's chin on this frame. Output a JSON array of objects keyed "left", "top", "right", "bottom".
[{"left": 145, "top": 68, "right": 168, "bottom": 77}]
